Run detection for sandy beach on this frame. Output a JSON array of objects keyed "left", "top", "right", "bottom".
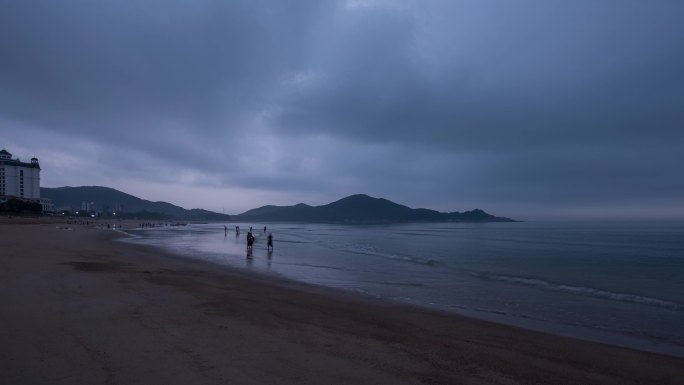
[{"left": 1, "top": 220, "right": 683, "bottom": 385}]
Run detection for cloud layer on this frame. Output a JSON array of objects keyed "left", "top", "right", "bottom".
[{"left": 2, "top": 0, "right": 683, "bottom": 219}]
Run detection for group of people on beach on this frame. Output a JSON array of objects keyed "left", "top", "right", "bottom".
[
  {"left": 246, "top": 230, "right": 273, "bottom": 250},
  {"left": 226, "top": 225, "right": 273, "bottom": 254}
]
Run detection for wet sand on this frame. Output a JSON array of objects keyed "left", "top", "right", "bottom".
[{"left": 1, "top": 220, "right": 683, "bottom": 384}]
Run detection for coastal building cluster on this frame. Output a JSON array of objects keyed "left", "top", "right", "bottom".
[{"left": 0, "top": 148, "right": 52, "bottom": 212}]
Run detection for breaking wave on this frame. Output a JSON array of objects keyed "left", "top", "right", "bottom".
[
  {"left": 472, "top": 272, "right": 684, "bottom": 311},
  {"left": 329, "top": 242, "right": 437, "bottom": 266}
]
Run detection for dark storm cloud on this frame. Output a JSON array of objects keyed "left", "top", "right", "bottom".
[
  {"left": 274, "top": 1, "right": 684, "bottom": 150},
  {"left": 1, "top": 0, "right": 683, "bottom": 218},
  {"left": 0, "top": 1, "right": 326, "bottom": 152}
]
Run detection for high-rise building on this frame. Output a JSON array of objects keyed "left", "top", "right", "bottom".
[{"left": 0, "top": 149, "right": 41, "bottom": 200}]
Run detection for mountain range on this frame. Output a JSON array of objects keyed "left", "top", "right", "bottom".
[
  {"left": 41, "top": 186, "right": 230, "bottom": 221},
  {"left": 41, "top": 186, "right": 514, "bottom": 223},
  {"left": 232, "top": 194, "right": 514, "bottom": 223}
]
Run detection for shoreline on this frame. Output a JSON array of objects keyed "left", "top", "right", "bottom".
[
  {"left": 120, "top": 221, "right": 684, "bottom": 359},
  {"left": 2, "top": 221, "right": 683, "bottom": 384}
]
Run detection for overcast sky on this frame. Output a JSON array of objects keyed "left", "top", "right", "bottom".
[{"left": 2, "top": 0, "right": 683, "bottom": 220}]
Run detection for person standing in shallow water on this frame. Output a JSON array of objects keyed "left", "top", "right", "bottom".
[
  {"left": 267, "top": 233, "right": 273, "bottom": 251},
  {"left": 247, "top": 231, "right": 254, "bottom": 250}
]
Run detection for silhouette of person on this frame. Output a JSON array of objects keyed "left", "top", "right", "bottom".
[
  {"left": 267, "top": 233, "right": 273, "bottom": 251},
  {"left": 247, "top": 231, "right": 254, "bottom": 250}
]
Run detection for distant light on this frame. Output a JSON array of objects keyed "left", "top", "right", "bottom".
[
  {"left": 91, "top": 214, "right": 95, "bottom": 218},
  {"left": 113, "top": 212, "right": 116, "bottom": 215}
]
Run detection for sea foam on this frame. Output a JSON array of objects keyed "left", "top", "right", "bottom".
[{"left": 472, "top": 272, "right": 683, "bottom": 311}]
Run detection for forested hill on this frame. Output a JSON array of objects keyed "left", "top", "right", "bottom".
[
  {"left": 41, "top": 186, "right": 230, "bottom": 220},
  {"left": 233, "top": 194, "right": 514, "bottom": 223}
]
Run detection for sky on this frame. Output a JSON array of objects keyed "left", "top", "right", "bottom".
[{"left": 1, "top": 0, "right": 683, "bottom": 220}]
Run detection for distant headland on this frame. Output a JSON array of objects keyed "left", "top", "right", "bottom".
[
  {"left": 41, "top": 186, "right": 514, "bottom": 223},
  {"left": 232, "top": 194, "right": 515, "bottom": 223}
]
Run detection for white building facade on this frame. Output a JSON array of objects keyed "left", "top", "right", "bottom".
[
  {"left": 40, "top": 198, "right": 54, "bottom": 212},
  {"left": 0, "top": 149, "right": 41, "bottom": 201}
]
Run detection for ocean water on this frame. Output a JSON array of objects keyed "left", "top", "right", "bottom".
[{"left": 122, "top": 221, "right": 684, "bottom": 357}]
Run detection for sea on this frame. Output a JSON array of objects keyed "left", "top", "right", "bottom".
[{"left": 122, "top": 221, "right": 684, "bottom": 357}]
